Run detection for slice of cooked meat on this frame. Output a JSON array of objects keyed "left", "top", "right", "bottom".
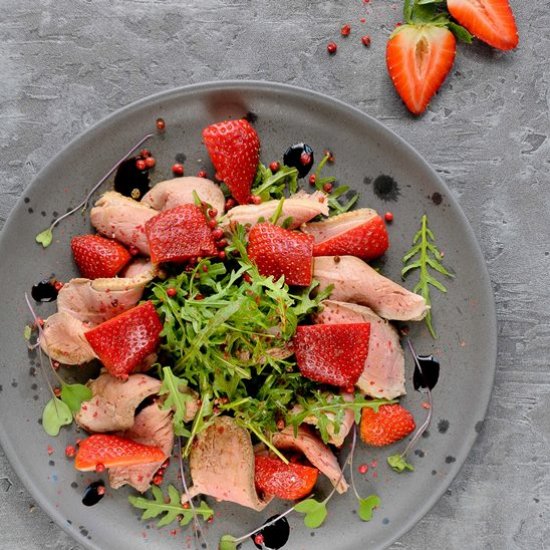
[
  {"left": 57, "top": 273, "right": 152, "bottom": 325},
  {"left": 90, "top": 191, "right": 157, "bottom": 255},
  {"left": 272, "top": 426, "right": 349, "bottom": 494},
  {"left": 119, "top": 258, "right": 155, "bottom": 278},
  {"left": 109, "top": 402, "right": 174, "bottom": 492},
  {"left": 293, "top": 393, "right": 356, "bottom": 447},
  {"left": 313, "top": 256, "right": 429, "bottom": 321},
  {"left": 40, "top": 311, "right": 97, "bottom": 365},
  {"left": 75, "top": 372, "right": 161, "bottom": 433},
  {"left": 181, "top": 416, "right": 272, "bottom": 511},
  {"left": 223, "top": 190, "right": 329, "bottom": 229},
  {"left": 141, "top": 177, "right": 225, "bottom": 215}
]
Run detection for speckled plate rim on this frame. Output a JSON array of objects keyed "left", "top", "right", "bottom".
[{"left": 0, "top": 80, "right": 497, "bottom": 550}]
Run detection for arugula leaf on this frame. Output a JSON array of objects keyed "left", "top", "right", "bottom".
[
  {"left": 159, "top": 367, "right": 194, "bottom": 437},
  {"left": 357, "top": 495, "right": 381, "bottom": 521},
  {"left": 251, "top": 163, "right": 299, "bottom": 202},
  {"left": 128, "top": 485, "right": 213, "bottom": 527},
  {"left": 387, "top": 454, "right": 415, "bottom": 473},
  {"left": 402, "top": 214, "right": 454, "bottom": 338},
  {"left": 60, "top": 383, "right": 92, "bottom": 413},
  {"left": 294, "top": 498, "right": 328, "bottom": 528},
  {"left": 42, "top": 397, "right": 72, "bottom": 436}
]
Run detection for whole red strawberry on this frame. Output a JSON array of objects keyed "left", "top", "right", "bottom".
[
  {"left": 293, "top": 323, "right": 371, "bottom": 387},
  {"left": 255, "top": 455, "right": 318, "bottom": 500},
  {"left": 75, "top": 434, "right": 165, "bottom": 471},
  {"left": 248, "top": 223, "right": 314, "bottom": 286},
  {"left": 84, "top": 301, "right": 162, "bottom": 379},
  {"left": 360, "top": 404, "right": 415, "bottom": 447},
  {"left": 71, "top": 234, "right": 131, "bottom": 279},
  {"left": 202, "top": 119, "right": 260, "bottom": 205}
]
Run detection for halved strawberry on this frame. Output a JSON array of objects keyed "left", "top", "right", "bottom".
[
  {"left": 84, "top": 301, "right": 162, "bottom": 379},
  {"left": 248, "top": 223, "right": 314, "bottom": 286},
  {"left": 360, "top": 404, "right": 415, "bottom": 447},
  {"left": 144, "top": 204, "right": 217, "bottom": 265},
  {"left": 293, "top": 323, "right": 371, "bottom": 387},
  {"left": 387, "top": 24, "right": 456, "bottom": 115},
  {"left": 254, "top": 455, "right": 318, "bottom": 500},
  {"left": 75, "top": 434, "right": 165, "bottom": 471},
  {"left": 202, "top": 119, "right": 260, "bottom": 205},
  {"left": 71, "top": 234, "right": 131, "bottom": 279},
  {"left": 303, "top": 209, "right": 389, "bottom": 260},
  {"left": 447, "top": 0, "right": 518, "bottom": 51}
]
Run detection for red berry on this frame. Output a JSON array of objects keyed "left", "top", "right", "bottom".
[
  {"left": 52, "top": 361, "right": 60, "bottom": 370},
  {"left": 384, "top": 211, "right": 394, "bottom": 222},
  {"left": 144, "top": 156, "right": 156, "bottom": 169},
  {"left": 171, "top": 163, "right": 184, "bottom": 176},
  {"left": 216, "top": 238, "right": 228, "bottom": 249},
  {"left": 136, "top": 159, "right": 146, "bottom": 171},
  {"left": 327, "top": 41, "right": 337, "bottom": 54},
  {"left": 65, "top": 445, "right": 76, "bottom": 458},
  {"left": 243, "top": 273, "right": 252, "bottom": 283},
  {"left": 309, "top": 174, "right": 316, "bottom": 186},
  {"left": 156, "top": 118, "right": 166, "bottom": 131},
  {"left": 269, "top": 161, "right": 280, "bottom": 172},
  {"left": 53, "top": 386, "right": 61, "bottom": 397},
  {"left": 212, "top": 228, "right": 224, "bottom": 240},
  {"left": 250, "top": 195, "right": 262, "bottom": 205},
  {"left": 208, "top": 218, "right": 218, "bottom": 229},
  {"left": 300, "top": 152, "right": 312, "bottom": 166},
  {"left": 323, "top": 149, "right": 335, "bottom": 163},
  {"left": 53, "top": 281, "right": 64, "bottom": 292},
  {"left": 358, "top": 464, "right": 369, "bottom": 474},
  {"left": 152, "top": 474, "right": 163, "bottom": 486},
  {"left": 361, "top": 35, "right": 371, "bottom": 47},
  {"left": 208, "top": 208, "right": 218, "bottom": 218},
  {"left": 323, "top": 182, "right": 333, "bottom": 193},
  {"left": 254, "top": 534, "right": 265, "bottom": 546},
  {"left": 139, "top": 149, "right": 151, "bottom": 158},
  {"left": 341, "top": 24, "right": 351, "bottom": 37},
  {"left": 95, "top": 463, "right": 106, "bottom": 473},
  {"left": 225, "top": 198, "right": 236, "bottom": 210},
  {"left": 218, "top": 251, "right": 226, "bottom": 260},
  {"left": 161, "top": 459, "right": 170, "bottom": 469},
  {"left": 166, "top": 287, "right": 177, "bottom": 298},
  {"left": 197, "top": 170, "right": 207, "bottom": 178},
  {"left": 129, "top": 245, "right": 139, "bottom": 256},
  {"left": 97, "top": 486, "right": 106, "bottom": 496}
]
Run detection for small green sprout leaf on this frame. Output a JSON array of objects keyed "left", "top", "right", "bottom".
[
  {"left": 35, "top": 228, "right": 53, "bottom": 248},
  {"left": 357, "top": 494, "right": 381, "bottom": 521},
  {"left": 294, "top": 498, "right": 328, "bottom": 528},
  {"left": 60, "top": 383, "right": 92, "bottom": 414},
  {"left": 387, "top": 454, "right": 415, "bottom": 473},
  {"left": 219, "top": 535, "right": 238, "bottom": 550},
  {"left": 42, "top": 397, "right": 72, "bottom": 436},
  {"left": 23, "top": 325, "right": 33, "bottom": 341}
]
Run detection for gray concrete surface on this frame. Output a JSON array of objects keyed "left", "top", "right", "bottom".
[{"left": 0, "top": 1, "right": 547, "bottom": 549}]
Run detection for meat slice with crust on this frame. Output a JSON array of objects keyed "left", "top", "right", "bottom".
[{"left": 181, "top": 416, "right": 272, "bottom": 511}]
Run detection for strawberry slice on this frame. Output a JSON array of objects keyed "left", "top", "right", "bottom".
[
  {"left": 293, "top": 324, "right": 371, "bottom": 387},
  {"left": 303, "top": 209, "right": 389, "bottom": 261},
  {"left": 387, "top": 24, "right": 456, "bottom": 115},
  {"left": 84, "top": 301, "right": 162, "bottom": 379},
  {"left": 71, "top": 234, "right": 131, "bottom": 279},
  {"left": 202, "top": 119, "right": 260, "bottom": 205},
  {"left": 447, "top": 0, "right": 518, "bottom": 51},
  {"left": 145, "top": 204, "right": 217, "bottom": 265},
  {"left": 255, "top": 455, "right": 318, "bottom": 500},
  {"left": 248, "top": 223, "right": 314, "bottom": 286},
  {"left": 75, "top": 434, "right": 165, "bottom": 471},
  {"left": 360, "top": 404, "right": 416, "bottom": 447}
]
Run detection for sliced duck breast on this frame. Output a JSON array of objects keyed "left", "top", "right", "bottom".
[
  {"left": 313, "top": 256, "right": 429, "bottom": 321},
  {"left": 141, "top": 177, "right": 225, "bottom": 215},
  {"left": 315, "top": 300, "right": 406, "bottom": 399}
]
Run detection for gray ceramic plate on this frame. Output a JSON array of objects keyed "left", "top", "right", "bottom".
[{"left": 0, "top": 81, "right": 496, "bottom": 550}]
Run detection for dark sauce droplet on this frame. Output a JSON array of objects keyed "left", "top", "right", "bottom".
[
  {"left": 31, "top": 279, "right": 58, "bottom": 302},
  {"left": 114, "top": 157, "right": 150, "bottom": 200},
  {"left": 372, "top": 175, "right": 400, "bottom": 202},
  {"left": 413, "top": 354, "right": 440, "bottom": 391},
  {"left": 244, "top": 111, "right": 258, "bottom": 124},
  {"left": 82, "top": 480, "right": 105, "bottom": 507},
  {"left": 431, "top": 192, "right": 443, "bottom": 205},
  {"left": 283, "top": 143, "right": 314, "bottom": 178},
  {"left": 252, "top": 515, "right": 290, "bottom": 549}
]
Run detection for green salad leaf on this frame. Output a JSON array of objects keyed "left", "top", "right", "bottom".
[
  {"left": 35, "top": 228, "right": 53, "bottom": 248},
  {"left": 219, "top": 535, "right": 238, "bottom": 550},
  {"left": 60, "top": 383, "right": 92, "bottom": 413},
  {"left": 357, "top": 495, "right": 381, "bottom": 521},
  {"left": 42, "top": 397, "right": 72, "bottom": 436},
  {"left": 294, "top": 498, "right": 328, "bottom": 528},
  {"left": 387, "top": 453, "right": 415, "bottom": 473}
]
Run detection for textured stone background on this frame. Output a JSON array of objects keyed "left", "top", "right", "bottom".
[{"left": 0, "top": 1, "right": 547, "bottom": 549}]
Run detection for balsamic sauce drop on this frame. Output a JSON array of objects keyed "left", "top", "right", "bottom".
[
  {"left": 82, "top": 480, "right": 105, "bottom": 507},
  {"left": 283, "top": 143, "right": 314, "bottom": 178},
  {"left": 372, "top": 175, "right": 400, "bottom": 202},
  {"left": 252, "top": 515, "right": 290, "bottom": 549},
  {"left": 413, "top": 354, "right": 440, "bottom": 391},
  {"left": 31, "top": 279, "right": 58, "bottom": 302},
  {"left": 114, "top": 157, "right": 150, "bottom": 200}
]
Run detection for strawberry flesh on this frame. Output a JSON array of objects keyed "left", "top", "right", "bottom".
[
  {"left": 145, "top": 204, "right": 217, "bottom": 265},
  {"left": 248, "top": 223, "right": 314, "bottom": 286},
  {"left": 75, "top": 434, "right": 165, "bottom": 471},
  {"left": 202, "top": 119, "right": 260, "bottom": 205},
  {"left": 84, "top": 301, "right": 162, "bottom": 379},
  {"left": 71, "top": 234, "right": 131, "bottom": 280},
  {"left": 254, "top": 455, "right": 318, "bottom": 500},
  {"left": 360, "top": 404, "right": 416, "bottom": 447},
  {"left": 447, "top": 0, "right": 518, "bottom": 51},
  {"left": 293, "top": 323, "right": 371, "bottom": 387},
  {"left": 312, "top": 215, "right": 389, "bottom": 260},
  {"left": 386, "top": 24, "right": 456, "bottom": 115}
]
